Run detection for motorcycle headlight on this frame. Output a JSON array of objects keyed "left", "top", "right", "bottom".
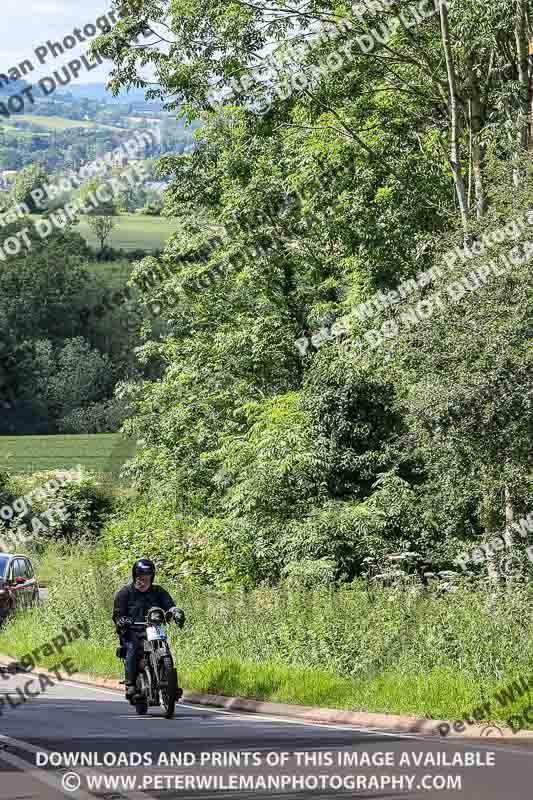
[{"left": 147, "top": 607, "right": 165, "bottom": 625}]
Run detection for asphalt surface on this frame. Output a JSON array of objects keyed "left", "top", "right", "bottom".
[{"left": 0, "top": 667, "right": 531, "bottom": 800}]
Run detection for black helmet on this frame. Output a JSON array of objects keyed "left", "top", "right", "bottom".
[{"left": 132, "top": 558, "right": 155, "bottom": 584}]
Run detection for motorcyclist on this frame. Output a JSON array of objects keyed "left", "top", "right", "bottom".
[{"left": 112, "top": 558, "right": 185, "bottom": 701}]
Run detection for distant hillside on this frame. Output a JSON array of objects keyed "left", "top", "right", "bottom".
[
  {"left": 67, "top": 83, "right": 162, "bottom": 106},
  {"left": 0, "top": 79, "right": 69, "bottom": 100},
  {"left": 0, "top": 78, "right": 30, "bottom": 96},
  {"left": 0, "top": 79, "right": 162, "bottom": 109}
]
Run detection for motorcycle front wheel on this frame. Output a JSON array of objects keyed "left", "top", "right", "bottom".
[
  {"left": 160, "top": 659, "right": 178, "bottom": 719},
  {"left": 135, "top": 668, "right": 150, "bottom": 715},
  {"left": 135, "top": 699, "right": 148, "bottom": 715}
]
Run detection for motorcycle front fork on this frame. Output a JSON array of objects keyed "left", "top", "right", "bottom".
[{"left": 138, "top": 658, "right": 160, "bottom": 705}]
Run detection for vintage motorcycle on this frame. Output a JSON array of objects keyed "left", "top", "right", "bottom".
[{"left": 118, "top": 606, "right": 183, "bottom": 718}]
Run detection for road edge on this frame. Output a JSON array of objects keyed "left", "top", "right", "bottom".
[{"left": 0, "top": 652, "right": 531, "bottom": 742}]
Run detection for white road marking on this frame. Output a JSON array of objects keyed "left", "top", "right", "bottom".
[
  {"left": 54, "top": 680, "right": 533, "bottom": 754},
  {"left": 0, "top": 733, "right": 158, "bottom": 800},
  {"left": 0, "top": 738, "right": 96, "bottom": 800},
  {"left": 3, "top": 666, "right": 532, "bottom": 759}
]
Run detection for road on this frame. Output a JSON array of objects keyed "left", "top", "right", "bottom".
[{"left": 0, "top": 666, "right": 531, "bottom": 799}]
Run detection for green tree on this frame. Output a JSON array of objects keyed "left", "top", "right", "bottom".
[
  {"left": 86, "top": 215, "right": 116, "bottom": 253},
  {"left": 79, "top": 179, "right": 117, "bottom": 216},
  {"left": 117, "top": 183, "right": 147, "bottom": 213},
  {"left": 0, "top": 226, "right": 94, "bottom": 433},
  {"left": 385, "top": 158, "right": 533, "bottom": 568},
  {"left": 19, "top": 337, "right": 115, "bottom": 425},
  {"left": 10, "top": 164, "right": 49, "bottom": 213},
  {"left": 90, "top": 0, "right": 533, "bottom": 585}
]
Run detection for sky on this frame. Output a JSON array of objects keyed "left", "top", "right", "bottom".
[{"left": 1, "top": 1, "right": 135, "bottom": 86}]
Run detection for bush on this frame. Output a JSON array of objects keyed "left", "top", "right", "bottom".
[
  {"left": 102, "top": 501, "right": 196, "bottom": 583},
  {"left": 282, "top": 558, "right": 337, "bottom": 588},
  {"left": 140, "top": 202, "right": 162, "bottom": 216},
  {"left": 95, "top": 246, "right": 164, "bottom": 262},
  {"left": 103, "top": 504, "right": 265, "bottom": 589},
  {"left": 58, "top": 398, "right": 130, "bottom": 434},
  {"left": 0, "top": 468, "right": 13, "bottom": 510},
  {"left": 5, "top": 470, "right": 115, "bottom": 544},
  {"left": 0, "top": 518, "right": 31, "bottom": 554},
  {"left": 49, "top": 478, "right": 115, "bottom": 540}
]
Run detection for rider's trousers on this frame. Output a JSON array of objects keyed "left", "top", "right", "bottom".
[{"left": 125, "top": 639, "right": 138, "bottom": 676}]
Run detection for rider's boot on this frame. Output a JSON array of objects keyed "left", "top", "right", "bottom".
[{"left": 125, "top": 669, "right": 137, "bottom": 702}]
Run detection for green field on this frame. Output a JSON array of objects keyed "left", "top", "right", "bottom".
[
  {"left": 1, "top": 123, "right": 45, "bottom": 138},
  {"left": 87, "top": 258, "right": 133, "bottom": 288},
  {"left": 10, "top": 114, "right": 122, "bottom": 131},
  {"left": 76, "top": 214, "right": 179, "bottom": 251},
  {"left": 0, "top": 433, "right": 131, "bottom": 476}
]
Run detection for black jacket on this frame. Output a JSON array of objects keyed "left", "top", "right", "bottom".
[{"left": 112, "top": 583, "right": 176, "bottom": 633}]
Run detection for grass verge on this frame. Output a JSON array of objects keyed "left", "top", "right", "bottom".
[{"left": 0, "top": 547, "right": 532, "bottom": 731}]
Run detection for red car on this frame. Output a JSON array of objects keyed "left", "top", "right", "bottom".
[{"left": 0, "top": 553, "right": 40, "bottom": 622}]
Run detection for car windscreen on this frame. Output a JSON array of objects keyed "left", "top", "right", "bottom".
[{"left": 0, "top": 556, "right": 8, "bottom": 578}]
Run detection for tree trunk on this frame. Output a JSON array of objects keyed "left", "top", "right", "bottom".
[
  {"left": 467, "top": 100, "right": 473, "bottom": 209},
  {"left": 482, "top": 490, "right": 501, "bottom": 583},
  {"left": 505, "top": 487, "right": 514, "bottom": 529},
  {"left": 528, "top": 7, "right": 533, "bottom": 151},
  {"left": 514, "top": 0, "right": 529, "bottom": 184},
  {"left": 439, "top": 1, "right": 469, "bottom": 231},
  {"left": 503, "top": 486, "right": 515, "bottom": 581},
  {"left": 467, "top": 55, "right": 486, "bottom": 218}
]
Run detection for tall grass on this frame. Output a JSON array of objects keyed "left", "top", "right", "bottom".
[{"left": 1, "top": 548, "right": 532, "bottom": 727}]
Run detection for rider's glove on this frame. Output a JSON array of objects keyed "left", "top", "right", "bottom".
[
  {"left": 167, "top": 607, "right": 185, "bottom": 628},
  {"left": 116, "top": 616, "right": 132, "bottom": 631}
]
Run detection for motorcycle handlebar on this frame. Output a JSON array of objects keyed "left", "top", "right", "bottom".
[
  {"left": 131, "top": 620, "right": 167, "bottom": 629},
  {"left": 132, "top": 621, "right": 156, "bottom": 628}
]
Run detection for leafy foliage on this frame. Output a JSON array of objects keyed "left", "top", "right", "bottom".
[
  {"left": 10, "top": 164, "right": 49, "bottom": 213},
  {"left": 24, "top": 0, "right": 533, "bottom": 586},
  {"left": 86, "top": 215, "right": 117, "bottom": 253}
]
